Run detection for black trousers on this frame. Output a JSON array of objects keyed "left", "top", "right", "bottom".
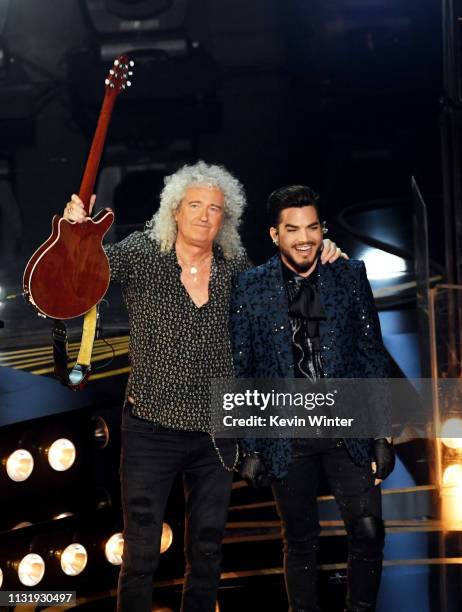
[
  {"left": 272, "top": 439, "right": 384, "bottom": 612},
  {"left": 117, "top": 403, "right": 235, "bottom": 612}
]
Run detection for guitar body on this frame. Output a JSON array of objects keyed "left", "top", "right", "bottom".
[{"left": 23, "top": 208, "right": 114, "bottom": 319}]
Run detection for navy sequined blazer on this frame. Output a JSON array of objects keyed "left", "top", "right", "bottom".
[{"left": 229, "top": 255, "right": 389, "bottom": 479}]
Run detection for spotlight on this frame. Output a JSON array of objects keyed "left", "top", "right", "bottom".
[
  {"left": 441, "top": 418, "right": 462, "bottom": 449},
  {"left": 442, "top": 463, "right": 462, "bottom": 529},
  {"left": 93, "top": 416, "right": 110, "bottom": 449},
  {"left": 12, "top": 522, "right": 33, "bottom": 530},
  {"left": 47, "top": 439, "right": 76, "bottom": 472},
  {"left": 60, "top": 543, "right": 88, "bottom": 576},
  {"left": 6, "top": 449, "right": 34, "bottom": 482},
  {"left": 160, "top": 523, "right": 172, "bottom": 554},
  {"left": 105, "top": 533, "right": 124, "bottom": 565},
  {"left": 53, "top": 512, "right": 74, "bottom": 520},
  {"left": 443, "top": 464, "right": 462, "bottom": 487},
  {"left": 152, "top": 604, "right": 174, "bottom": 612},
  {"left": 17, "top": 553, "right": 45, "bottom": 586},
  {"left": 0, "top": 567, "right": 3, "bottom": 588},
  {"left": 362, "top": 248, "right": 406, "bottom": 280}
]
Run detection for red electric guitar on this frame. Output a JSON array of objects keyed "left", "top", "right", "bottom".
[{"left": 23, "top": 55, "right": 133, "bottom": 320}]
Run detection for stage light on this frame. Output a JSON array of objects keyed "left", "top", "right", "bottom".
[
  {"left": 93, "top": 416, "right": 110, "bottom": 449},
  {"left": 82, "top": 0, "right": 187, "bottom": 34},
  {"left": 6, "top": 449, "right": 34, "bottom": 482},
  {"left": 442, "top": 463, "right": 462, "bottom": 529},
  {"left": 0, "top": 567, "right": 3, "bottom": 588},
  {"left": 12, "top": 522, "right": 33, "bottom": 530},
  {"left": 60, "top": 543, "right": 88, "bottom": 576},
  {"left": 443, "top": 464, "right": 462, "bottom": 487},
  {"left": 53, "top": 512, "right": 74, "bottom": 520},
  {"left": 361, "top": 248, "right": 406, "bottom": 280},
  {"left": 441, "top": 418, "right": 462, "bottom": 449},
  {"left": 160, "top": 523, "right": 172, "bottom": 554},
  {"left": 47, "top": 438, "right": 76, "bottom": 471},
  {"left": 105, "top": 533, "right": 124, "bottom": 565},
  {"left": 18, "top": 553, "right": 45, "bottom": 586}
]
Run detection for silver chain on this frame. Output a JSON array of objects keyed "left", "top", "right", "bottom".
[{"left": 210, "top": 434, "right": 240, "bottom": 472}]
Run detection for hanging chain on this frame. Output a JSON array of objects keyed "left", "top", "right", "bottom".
[{"left": 210, "top": 433, "right": 240, "bottom": 472}]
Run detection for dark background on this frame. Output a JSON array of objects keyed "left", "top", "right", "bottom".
[{"left": 0, "top": 0, "right": 444, "bottom": 274}]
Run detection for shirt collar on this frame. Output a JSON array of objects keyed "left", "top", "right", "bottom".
[{"left": 281, "top": 257, "right": 319, "bottom": 285}]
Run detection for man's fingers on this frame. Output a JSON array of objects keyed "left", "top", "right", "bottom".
[
  {"left": 71, "top": 194, "right": 84, "bottom": 208},
  {"left": 374, "top": 478, "right": 383, "bottom": 486},
  {"left": 371, "top": 461, "right": 377, "bottom": 474},
  {"left": 321, "top": 239, "right": 336, "bottom": 263}
]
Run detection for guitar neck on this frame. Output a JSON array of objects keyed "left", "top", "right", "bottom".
[{"left": 79, "top": 92, "right": 117, "bottom": 215}]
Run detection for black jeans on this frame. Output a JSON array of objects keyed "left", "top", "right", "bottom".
[
  {"left": 272, "top": 439, "right": 384, "bottom": 612},
  {"left": 117, "top": 403, "right": 235, "bottom": 612}
]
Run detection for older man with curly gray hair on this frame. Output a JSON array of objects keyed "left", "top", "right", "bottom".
[{"left": 64, "top": 161, "right": 342, "bottom": 612}]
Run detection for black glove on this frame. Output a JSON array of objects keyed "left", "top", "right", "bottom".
[
  {"left": 373, "top": 438, "right": 395, "bottom": 480},
  {"left": 239, "top": 453, "right": 271, "bottom": 488}
]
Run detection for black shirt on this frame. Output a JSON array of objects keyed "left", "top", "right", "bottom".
[
  {"left": 281, "top": 259, "right": 326, "bottom": 380},
  {"left": 105, "top": 231, "right": 250, "bottom": 431}
]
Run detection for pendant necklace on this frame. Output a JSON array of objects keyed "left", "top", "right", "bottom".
[{"left": 177, "top": 253, "right": 211, "bottom": 282}]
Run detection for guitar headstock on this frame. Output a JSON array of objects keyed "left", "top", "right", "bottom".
[{"left": 104, "top": 55, "right": 134, "bottom": 95}]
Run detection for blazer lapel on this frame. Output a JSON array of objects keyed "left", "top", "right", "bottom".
[
  {"left": 262, "top": 255, "right": 294, "bottom": 377},
  {"left": 317, "top": 262, "right": 337, "bottom": 376}
]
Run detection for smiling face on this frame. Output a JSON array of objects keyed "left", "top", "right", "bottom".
[
  {"left": 270, "top": 205, "right": 323, "bottom": 275},
  {"left": 174, "top": 185, "right": 225, "bottom": 248}
]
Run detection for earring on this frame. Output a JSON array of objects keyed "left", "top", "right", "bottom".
[{"left": 273, "top": 239, "right": 279, "bottom": 246}]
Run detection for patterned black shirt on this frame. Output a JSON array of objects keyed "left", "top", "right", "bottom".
[
  {"left": 104, "top": 231, "right": 250, "bottom": 431},
  {"left": 281, "top": 260, "right": 325, "bottom": 381}
]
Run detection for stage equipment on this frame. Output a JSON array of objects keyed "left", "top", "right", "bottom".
[
  {"left": 440, "top": 417, "right": 462, "bottom": 449},
  {"left": 105, "top": 532, "right": 124, "bottom": 565},
  {"left": 93, "top": 415, "right": 110, "bottom": 448},
  {"left": 12, "top": 522, "right": 33, "bottom": 530},
  {"left": 5, "top": 449, "right": 34, "bottom": 482},
  {"left": 59, "top": 543, "right": 88, "bottom": 576},
  {"left": 160, "top": 523, "right": 173, "bottom": 554},
  {"left": 54, "top": 512, "right": 75, "bottom": 520},
  {"left": 360, "top": 247, "right": 406, "bottom": 281},
  {"left": 104, "top": 522, "right": 173, "bottom": 565},
  {"left": 81, "top": 0, "right": 188, "bottom": 35},
  {"left": 17, "top": 553, "right": 45, "bottom": 586},
  {"left": 47, "top": 438, "right": 76, "bottom": 472},
  {"left": 443, "top": 463, "right": 462, "bottom": 486}
]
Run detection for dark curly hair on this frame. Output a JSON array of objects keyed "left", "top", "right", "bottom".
[{"left": 267, "top": 185, "right": 321, "bottom": 227}]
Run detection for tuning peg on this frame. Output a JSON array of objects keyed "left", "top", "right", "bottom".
[
  {"left": 121, "top": 84, "right": 126, "bottom": 90},
  {"left": 110, "top": 69, "right": 114, "bottom": 75},
  {"left": 126, "top": 81, "right": 131, "bottom": 87},
  {"left": 128, "top": 71, "right": 133, "bottom": 76},
  {"left": 114, "top": 59, "right": 119, "bottom": 66},
  {"left": 129, "top": 60, "right": 135, "bottom": 67},
  {"left": 105, "top": 79, "right": 110, "bottom": 85}
]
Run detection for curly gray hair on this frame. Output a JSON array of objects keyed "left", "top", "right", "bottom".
[{"left": 146, "top": 161, "right": 246, "bottom": 258}]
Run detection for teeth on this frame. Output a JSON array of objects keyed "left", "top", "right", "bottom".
[{"left": 295, "top": 246, "right": 311, "bottom": 251}]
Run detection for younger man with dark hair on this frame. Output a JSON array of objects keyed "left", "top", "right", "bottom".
[{"left": 230, "top": 185, "right": 395, "bottom": 612}]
